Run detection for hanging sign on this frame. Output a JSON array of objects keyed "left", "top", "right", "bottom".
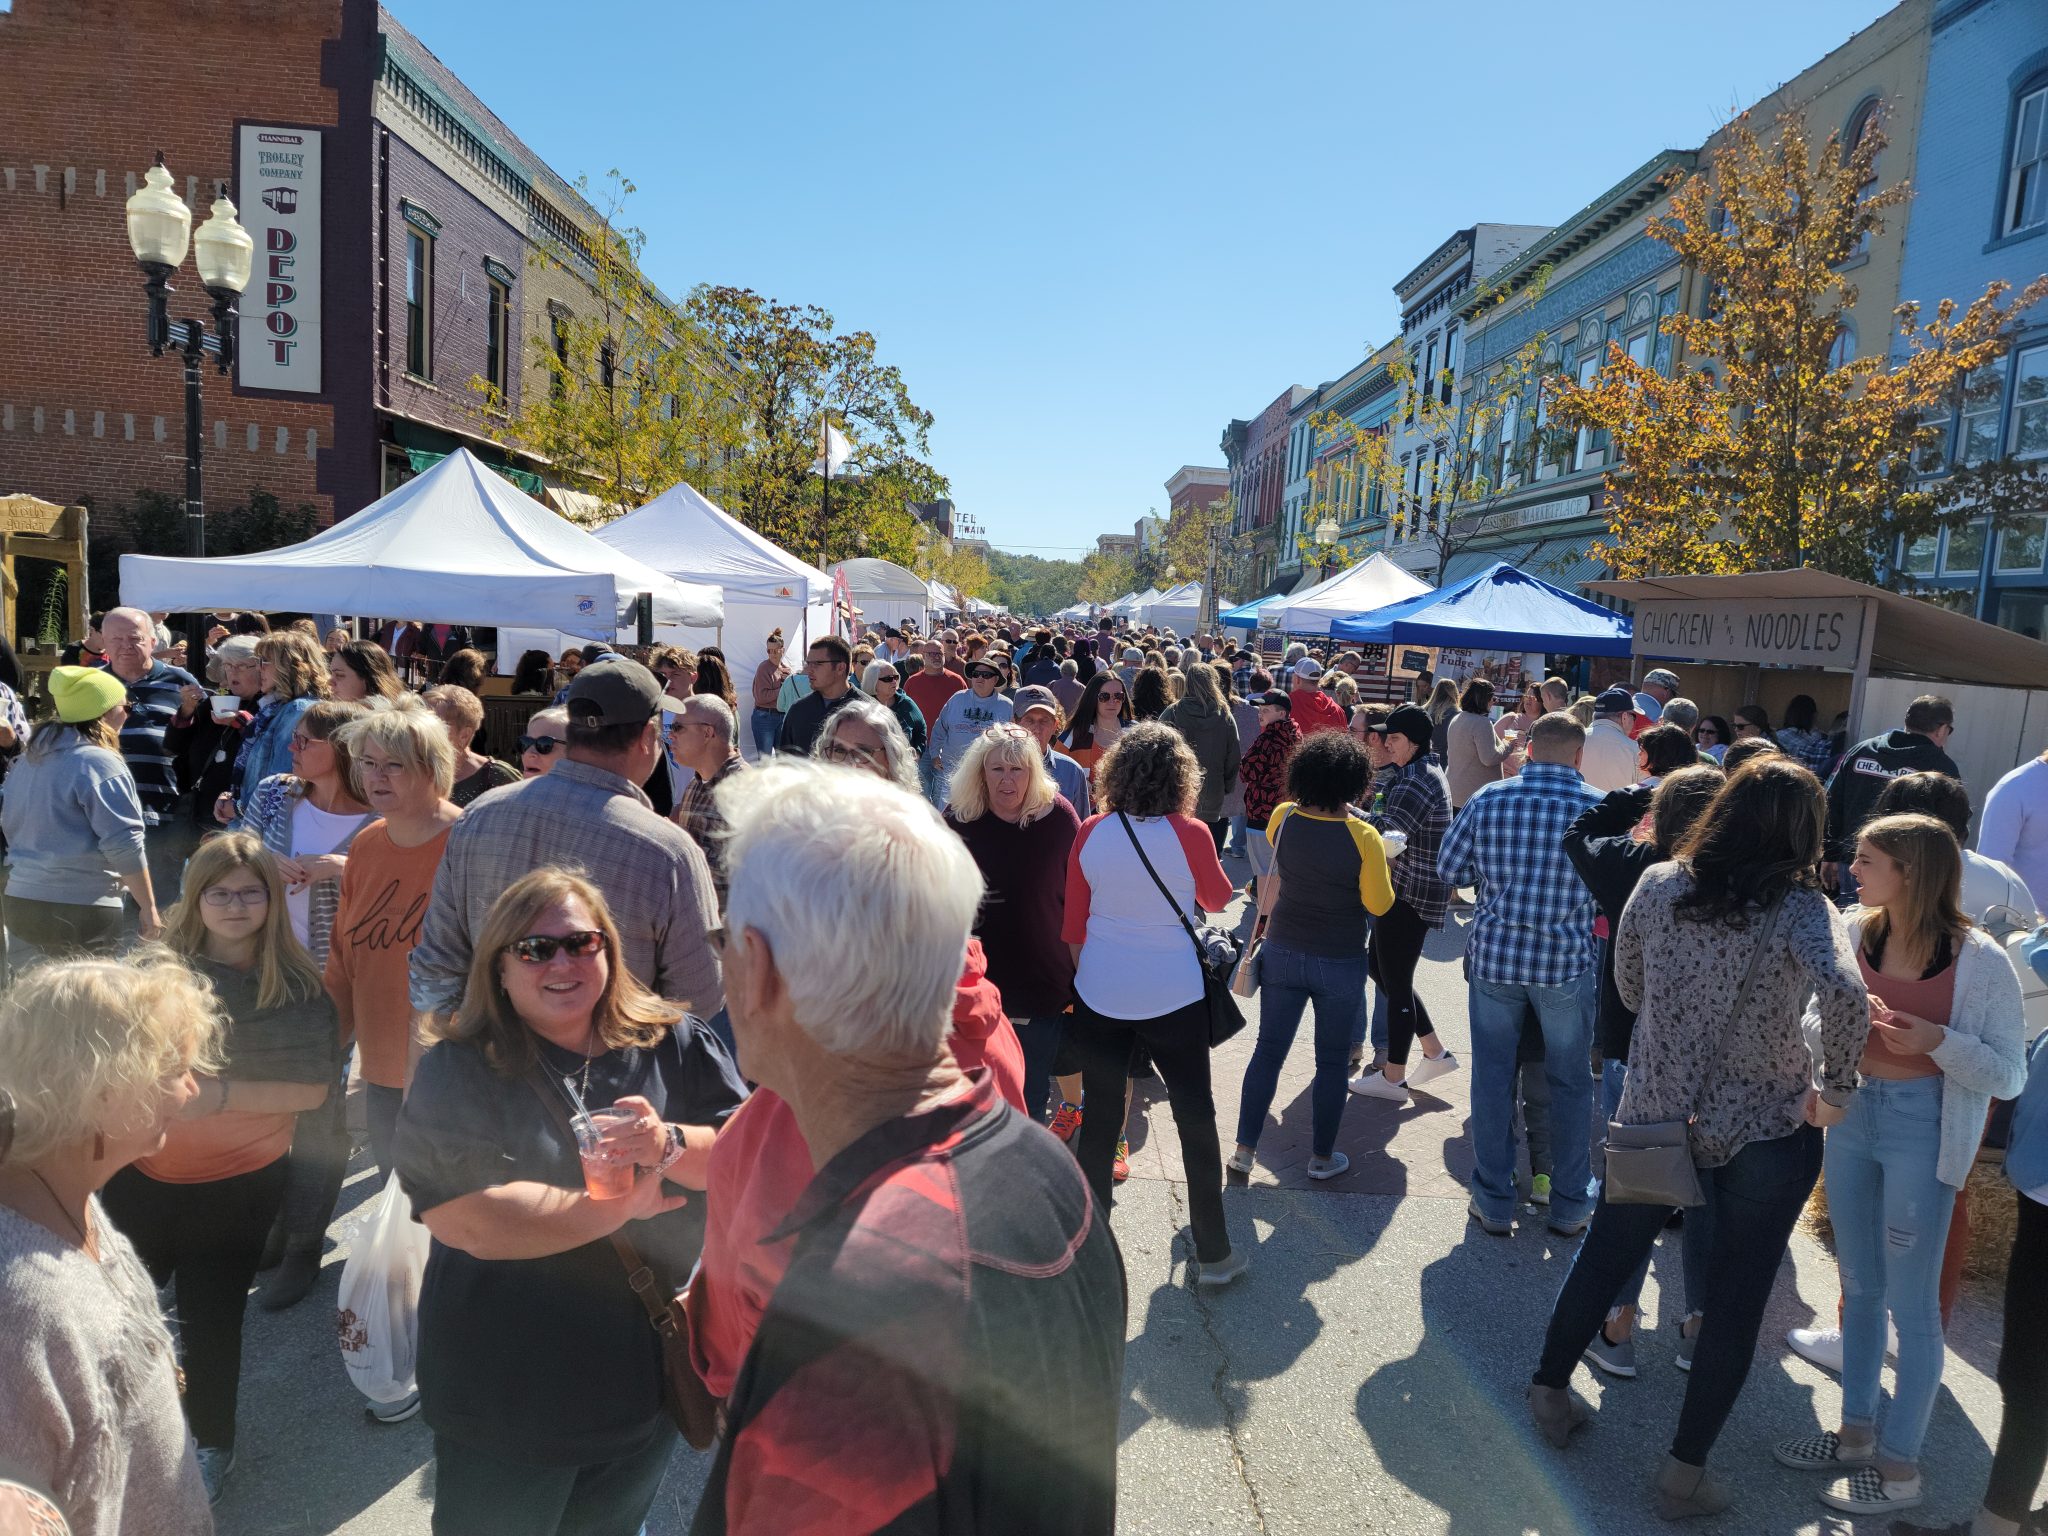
[
  {"left": 1633, "top": 597, "right": 1866, "bottom": 667},
  {"left": 236, "top": 125, "right": 323, "bottom": 393}
]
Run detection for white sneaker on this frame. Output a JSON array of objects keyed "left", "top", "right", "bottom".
[
  {"left": 1196, "top": 1248, "right": 1249, "bottom": 1287},
  {"left": 1787, "top": 1321, "right": 1899, "bottom": 1375},
  {"left": 1306, "top": 1151, "right": 1350, "bottom": 1181},
  {"left": 1404, "top": 1051, "right": 1460, "bottom": 1091},
  {"left": 1348, "top": 1072, "right": 1409, "bottom": 1102}
]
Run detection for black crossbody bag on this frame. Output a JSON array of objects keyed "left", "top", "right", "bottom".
[{"left": 1116, "top": 811, "right": 1245, "bottom": 1047}]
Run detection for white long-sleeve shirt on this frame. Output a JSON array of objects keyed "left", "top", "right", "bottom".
[{"left": 1979, "top": 756, "right": 2048, "bottom": 914}]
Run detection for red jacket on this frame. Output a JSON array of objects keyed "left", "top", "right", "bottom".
[{"left": 1290, "top": 688, "right": 1348, "bottom": 737}]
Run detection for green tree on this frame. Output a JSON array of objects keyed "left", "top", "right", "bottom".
[
  {"left": 984, "top": 550, "right": 1084, "bottom": 615},
  {"left": 479, "top": 173, "right": 743, "bottom": 523},
  {"left": 1077, "top": 549, "right": 1136, "bottom": 606}
]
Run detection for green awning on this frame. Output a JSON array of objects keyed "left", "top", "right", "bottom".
[{"left": 402, "top": 446, "right": 544, "bottom": 497}]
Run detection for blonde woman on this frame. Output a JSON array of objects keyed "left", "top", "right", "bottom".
[
  {"left": 0, "top": 954, "right": 224, "bottom": 1536},
  {"left": 945, "top": 724, "right": 1080, "bottom": 1122},
  {"left": 395, "top": 868, "right": 745, "bottom": 1536},
  {"left": 101, "top": 836, "right": 337, "bottom": 1504},
  {"left": 1773, "top": 814, "right": 2027, "bottom": 1519},
  {"left": 222, "top": 628, "right": 331, "bottom": 826}
]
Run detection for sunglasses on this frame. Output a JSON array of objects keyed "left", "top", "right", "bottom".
[
  {"left": 504, "top": 930, "right": 605, "bottom": 964},
  {"left": 967, "top": 669, "right": 1001, "bottom": 681},
  {"left": 518, "top": 735, "right": 563, "bottom": 755},
  {"left": 1098, "top": 689, "right": 1125, "bottom": 703}
]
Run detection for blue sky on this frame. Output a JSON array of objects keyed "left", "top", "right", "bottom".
[{"left": 396, "top": 0, "right": 1890, "bottom": 560}]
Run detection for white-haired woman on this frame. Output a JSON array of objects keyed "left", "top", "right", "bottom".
[
  {"left": 947, "top": 724, "right": 1079, "bottom": 1123},
  {"left": 862, "top": 659, "right": 928, "bottom": 756},
  {"left": 100, "top": 836, "right": 336, "bottom": 1504},
  {"left": 519, "top": 706, "right": 569, "bottom": 779},
  {"left": 0, "top": 954, "right": 223, "bottom": 1536},
  {"left": 327, "top": 705, "right": 463, "bottom": 1181},
  {"left": 816, "top": 697, "right": 923, "bottom": 795},
  {"left": 0, "top": 666, "right": 159, "bottom": 954},
  {"left": 424, "top": 685, "right": 520, "bottom": 807},
  {"left": 1063, "top": 723, "right": 1241, "bottom": 1282},
  {"left": 396, "top": 867, "right": 744, "bottom": 1536}
]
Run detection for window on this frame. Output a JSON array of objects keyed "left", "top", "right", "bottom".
[
  {"left": 484, "top": 276, "right": 510, "bottom": 396},
  {"left": 1440, "top": 324, "right": 1459, "bottom": 404},
  {"left": 2005, "top": 84, "right": 2048, "bottom": 237},
  {"left": 1626, "top": 330, "right": 1653, "bottom": 368},
  {"left": 1941, "top": 520, "right": 1986, "bottom": 577},
  {"left": 1959, "top": 364, "right": 2005, "bottom": 465},
  {"left": 550, "top": 316, "right": 570, "bottom": 400},
  {"left": 1652, "top": 288, "right": 1681, "bottom": 374},
  {"left": 1900, "top": 533, "right": 1938, "bottom": 576},
  {"left": 1405, "top": 349, "right": 1420, "bottom": 423},
  {"left": 1842, "top": 99, "right": 1881, "bottom": 261},
  {"left": 599, "top": 339, "right": 617, "bottom": 391},
  {"left": 1573, "top": 352, "right": 1604, "bottom": 470},
  {"left": 404, "top": 230, "right": 433, "bottom": 379},
  {"left": 1827, "top": 323, "right": 1857, "bottom": 371},
  {"left": 1997, "top": 514, "right": 2048, "bottom": 573},
  {"left": 2011, "top": 345, "right": 2048, "bottom": 458},
  {"left": 1422, "top": 335, "right": 1439, "bottom": 406},
  {"left": 1497, "top": 392, "right": 1520, "bottom": 484}
]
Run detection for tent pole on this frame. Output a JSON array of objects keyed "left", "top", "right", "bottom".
[
  {"left": 636, "top": 592, "right": 653, "bottom": 647},
  {"left": 1845, "top": 597, "right": 1877, "bottom": 743}
]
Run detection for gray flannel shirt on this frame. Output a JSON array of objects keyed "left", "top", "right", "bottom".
[{"left": 408, "top": 759, "right": 724, "bottom": 1017}]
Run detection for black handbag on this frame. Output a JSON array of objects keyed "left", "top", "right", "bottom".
[
  {"left": 1116, "top": 811, "right": 1245, "bottom": 1047},
  {"left": 1605, "top": 895, "right": 1785, "bottom": 1208}
]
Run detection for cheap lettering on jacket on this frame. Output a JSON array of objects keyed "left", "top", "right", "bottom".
[{"left": 342, "top": 880, "right": 428, "bottom": 953}]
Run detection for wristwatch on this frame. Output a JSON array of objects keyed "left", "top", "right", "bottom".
[
  {"left": 656, "top": 1123, "right": 687, "bottom": 1173},
  {"left": 1817, "top": 1084, "right": 1854, "bottom": 1109}
]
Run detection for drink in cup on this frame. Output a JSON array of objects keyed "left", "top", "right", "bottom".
[
  {"left": 571, "top": 1106, "right": 639, "bottom": 1200},
  {"left": 210, "top": 693, "right": 242, "bottom": 723},
  {"left": 1380, "top": 828, "right": 1409, "bottom": 859}
]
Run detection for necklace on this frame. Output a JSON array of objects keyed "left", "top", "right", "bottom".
[{"left": 25, "top": 1169, "right": 93, "bottom": 1256}]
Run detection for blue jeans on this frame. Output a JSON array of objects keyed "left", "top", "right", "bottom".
[
  {"left": 1537, "top": 1124, "right": 1823, "bottom": 1467},
  {"left": 1604, "top": 1059, "right": 1711, "bottom": 1319},
  {"left": 1235, "top": 943, "right": 1364, "bottom": 1158},
  {"left": 1348, "top": 914, "right": 1388, "bottom": 1059},
  {"left": 749, "top": 707, "right": 781, "bottom": 758},
  {"left": 919, "top": 758, "right": 948, "bottom": 809},
  {"left": 1011, "top": 1015, "right": 1064, "bottom": 1124},
  {"left": 1470, "top": 970, "right": 1596, "bottom": 1225},
  {"left": 1227, "top": 811, "right": 1247, "bottom": 853},
  {"left": 1827, "top": 1075, "right": 1956, "bottom": 1465}
]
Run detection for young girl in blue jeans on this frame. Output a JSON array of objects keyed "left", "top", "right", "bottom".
[{"left": 1773, "top": 813, "right": 2027, "bottom": 1519}]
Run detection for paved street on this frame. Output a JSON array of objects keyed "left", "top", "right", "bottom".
[{"left": 216, "top": 875, "right": 2017, "bottom": 1536}]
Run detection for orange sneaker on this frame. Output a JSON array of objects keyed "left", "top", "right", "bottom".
[
  {"left": 1113, "top": 1138, "right": 1131, "bottom": 1183},
  {"left": 1048, "top": 1102, "right": 1082, "bottom": 1143}
]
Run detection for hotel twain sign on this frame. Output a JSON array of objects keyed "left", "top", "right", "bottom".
[
  {"left": 1633, "top": 596, "right": 1867, "bottom": 668},
  {"left": 236, "top": 126, "right": 322, "bottom": 393}
]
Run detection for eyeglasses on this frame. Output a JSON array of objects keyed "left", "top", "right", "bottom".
[
  {"left": 823, "top": 740, "right": 885, "bottom": 767},
  {"left": 1696, "top": 728, "right": 1719, "bottom": 741},
  {"left": 288, "top": 733, "right": 327, "bottom": 752},
  {"left": 201, "top": 886, "right": 270, "bottom": 908},
  {"left": 504, "top": 930, "right": 605, "bottom": 965},
  {"left": 517, "top": 734, "right": 563, "bottom": 755}
]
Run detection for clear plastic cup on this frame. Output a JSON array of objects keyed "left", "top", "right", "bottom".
[
  {"left": 1381, "top": 828, "right": 1409, "bottom": 859},
  {"left": 571, "top": 1106, "right": 639, "bottom": 1200}
]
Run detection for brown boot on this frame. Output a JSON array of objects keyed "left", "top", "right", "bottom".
[
  {"left": 1653, "top": 1455, "right": 1732, "bottom": 1520},
  {"left": 1527, "top": 1383, "right": 1590, "bottom": 1448}
]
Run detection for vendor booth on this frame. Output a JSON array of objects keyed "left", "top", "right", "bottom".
[
  {"left": 1268, "top": 554, "right": 1430, "bottom": 639},
  {"left": 1143, "top": 580, "right": 1204, "bottom": 634},
  {"left": 120, "top": 448, "right": 722, "bottom": 639},
  {"left": 1587, "top": 568, "right": 2048, "bottom": 794},
  {"left": 1333, "top": 561, "right": 1632, "bottom": 654},
  {"left": 829, "top": 557, "right": 930, "bottom": 632},
  {"left": 582, "top": 478, "right": 828, "bottom": 697}
]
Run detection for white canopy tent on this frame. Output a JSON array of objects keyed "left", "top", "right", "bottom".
[
  {"left": 1112, "top": 587, "right": 1158, "bottom": 620},
  {"left": 586, "top": 478, "right": 829, "bottom": 698},
  {"left": 1269, "top": 553, "right": 1431, "bottom": 638},
  {"left": 121, "top": 449, "right": 722, "bottom": 639},
  {"left": 1144, "top": 581, "right": 1204, "bottom": 634},
  {"left": 830, "top": 558, "right": 930, "bottom": 632},
  {"left": 926, "top": 578, "right": 962, "bottom": 618}
]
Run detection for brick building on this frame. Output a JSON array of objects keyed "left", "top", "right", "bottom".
[
  {"left": 0, "top": 0, "right": 645, "bottom": 595},
  {"left": 1222, "top": 385, "right": 1309, "bottom": 592}
]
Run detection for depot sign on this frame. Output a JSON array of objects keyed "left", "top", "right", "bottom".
[
  {"left": 1634, "top": 596, "right": 1867, "bottom": 668},
  {"left": 236, "top": 125, "right": 322, "bottom": 393}
]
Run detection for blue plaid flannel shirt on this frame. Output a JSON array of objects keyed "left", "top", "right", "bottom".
[
  {"left": 1436, "top": 761, "right": 1602, "bottom": 986},
  {"left": 1370, "top": 754, "right": 1453, "bottom": 927}
]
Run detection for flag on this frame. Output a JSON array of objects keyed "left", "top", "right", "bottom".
[
  {"left": 830, "top": 566, "right": 860, "bottom": 639},
  {"left": 811, "top": 421, "right": 854, "bottom": 478}
]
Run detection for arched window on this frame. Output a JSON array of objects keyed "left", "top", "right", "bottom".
[
  {"left": 1842, "top": 97, "right": 1882, "bottom": 262},
  {"left": 1828, "top": 323, "right": 1858, "bottom": 371}
]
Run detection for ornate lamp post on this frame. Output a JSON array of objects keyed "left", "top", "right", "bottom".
[
  {"left": 1314, "top": 515, "right": 1341, "bottom": 580},
  {"left": 125, "top": 154, "right": 253, "bottom": 557}
]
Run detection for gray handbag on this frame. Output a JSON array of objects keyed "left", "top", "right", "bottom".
[{"left": 1604, "top": 894, "right": 1786, "bottom": 1208}]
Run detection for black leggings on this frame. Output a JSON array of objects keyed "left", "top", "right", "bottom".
[
  {"left": 1368, "top": 898, "right": 1435, "bottom": 1066},
  {"left": 275, "top": 1062, "right": 352, "bottom": 1245},
  {"left": 102, "top": 1157, "right": 289, "bottom": 1452},
  {"left": 1987, "top": 1191, "right": 2048, "bottom": 1523},
  {"left": 3, "top": 895, "right": 123, "bottom": 959},
  {"left": 1068, "top": 996, "right": 1229, "bottom": 1263}
]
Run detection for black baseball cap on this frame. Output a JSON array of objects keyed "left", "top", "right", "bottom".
[
  {"left": 1252, "top": 689, "right": 1291, "bottom": 709},
  {"left": 1371, "top": 704, "right": 1434, "bottom": 752}
]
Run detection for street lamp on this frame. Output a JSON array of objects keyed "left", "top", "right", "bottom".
[
  {"left": 125, "top": 154, "right": 252, "bottom": 557},
  {"left": 1314, "top": 515, "right": 1341, "bottom": 579}
]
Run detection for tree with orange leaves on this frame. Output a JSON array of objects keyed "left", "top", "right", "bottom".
[{"left": 1554, "top": 110, "right": 2047, "bottom": 585}]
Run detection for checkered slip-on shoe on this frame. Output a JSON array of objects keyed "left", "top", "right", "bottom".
[
  {"left": 1818, "top": 1466, "right": 1922, "bottom": 1516},
  {"left": 1772, "top": 1430, "right": 1877, "bottom": 1471}
]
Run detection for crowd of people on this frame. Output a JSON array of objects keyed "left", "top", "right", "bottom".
[{"left": 0, "top": 603, "right": 2043, "bottom": 1536}]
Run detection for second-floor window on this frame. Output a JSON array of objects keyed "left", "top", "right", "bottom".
[
  {"left": 404, "top": 230, "right": 433, "bottom": 379},
  {"left": 485, "top": 276, "right": 510, "bottom": 397},
  {"left": 1440, "top": 324, "right": 1458, "bottom": 404},
  {"left": 2013, "top": 344, "right": 2048, "bottom": 459},
  {"left": 2005, "top": 84, "right": 2047, "bottom": 238}
]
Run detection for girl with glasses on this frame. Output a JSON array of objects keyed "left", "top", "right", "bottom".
[
  {"left": 101, "top": 835, "right": 337, "bottom": 1505},
  {"left": 394, "top": 868, "right": 744, "bottom": 1536}
]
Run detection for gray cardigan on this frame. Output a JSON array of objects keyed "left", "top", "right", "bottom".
[
  {"left": 0, "top": 736, "right": 147, "bottom": 906},
  {"left": 1803, "top": 912, "right": 2030, "bottom": 1188}
]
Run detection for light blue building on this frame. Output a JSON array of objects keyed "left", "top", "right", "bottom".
[{"left": 1894, "top": 0, "right": 2048, "bottom": 634}]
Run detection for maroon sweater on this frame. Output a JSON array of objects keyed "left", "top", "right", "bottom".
[{"left": 947, "top": 796, "right": 1080, "bottom": 1018}]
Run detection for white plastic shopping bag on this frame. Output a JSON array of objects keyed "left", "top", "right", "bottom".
[{"left": 335, "top": 1171, "right": 430, "bottom": 1404}]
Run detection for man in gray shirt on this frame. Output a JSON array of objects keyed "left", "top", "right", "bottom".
[{"left": 409, "top": 658, "right": 724, "bottom": 1020}]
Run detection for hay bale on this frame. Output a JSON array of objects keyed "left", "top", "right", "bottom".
[{"left": 1964, "top": 1162, "right": 2018, "bottom": 1286}]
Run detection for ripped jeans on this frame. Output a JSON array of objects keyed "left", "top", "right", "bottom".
[{"left": 1825, "top": 1075, "right": 1956, "bottom": 1467}]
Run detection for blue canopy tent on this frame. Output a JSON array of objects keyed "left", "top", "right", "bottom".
[
  {"left": 1219, "top": 593, "right": 1282, "bottom": 630},
  {"left": 1329, "top": 561, "right": 1633, "bottom": 656}
]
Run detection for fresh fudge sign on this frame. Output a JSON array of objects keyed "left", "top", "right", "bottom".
[
  {"left": 236, "top": 126, "right": 322, "bottom": 393},
  {"left": 1633, "top": 597, "right": 1865, "bottom": 667}
]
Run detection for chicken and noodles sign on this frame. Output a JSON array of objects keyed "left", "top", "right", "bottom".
[
  {"left": 236, "top": 125, "right": 323, "bottom": 393},
  {"left": 1632, "top": 597, "right": 1867, "bottom": 668}
]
